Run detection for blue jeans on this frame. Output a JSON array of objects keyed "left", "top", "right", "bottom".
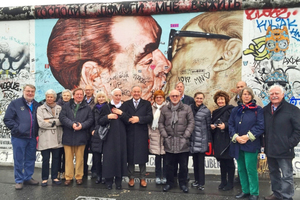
[
  {"left": 41, "top": 148, "right": 60, "bottom": 180},
  {"left": 268, "top": 157, "right": 294, "bottom": 199},
  {"left": 11, "top": 136, "right": 37, "bottom": 183}
]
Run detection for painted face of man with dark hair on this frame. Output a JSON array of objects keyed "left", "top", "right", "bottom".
[{"left": 79, "top": 16, "right": 171, "bottom": 102}]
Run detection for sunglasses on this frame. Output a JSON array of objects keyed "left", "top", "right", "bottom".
[{"left": 167, "top": 29, "right": 231, "bottom": 61}]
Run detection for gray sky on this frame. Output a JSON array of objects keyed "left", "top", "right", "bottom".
[{"left": 0, "top": 0, "right": 126, "bottom": 7}]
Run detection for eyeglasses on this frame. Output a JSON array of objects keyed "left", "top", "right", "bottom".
[
  {"left": 170, "top": 95, "right": 179, "bottom": 98},
  {"left": 269, "top": 92, "right": 281, "bottom": 96},
  {"left": 24, "top": 90, "right": 35, "bottom": 93},
  {"left": 167, "top": 29, "right": 231, "bottom": 61}
]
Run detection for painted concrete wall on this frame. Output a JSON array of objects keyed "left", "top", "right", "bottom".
[{"left": 1, "top": 1, "right": 300, "bottom": 174}]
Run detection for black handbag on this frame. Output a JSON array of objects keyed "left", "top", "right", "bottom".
[{"left": 98, "top": 104, "right": 111, "bottom": 141}]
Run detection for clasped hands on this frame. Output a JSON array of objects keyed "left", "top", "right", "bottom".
[
  {"left": 236, "top": 135, "right": 249, "bottom": 144},
  {"left": 72, "top": 122, "right": 82, "bottom": 131},
  {"left": 108, "top": 108, "right": 123, "bottom": 119}
]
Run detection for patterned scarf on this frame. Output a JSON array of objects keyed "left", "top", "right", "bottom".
[{"left": 237, "top": 101, "right": 257, "bottom": 114}]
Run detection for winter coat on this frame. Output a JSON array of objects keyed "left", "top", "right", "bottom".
[
  {"left": 263, "top": 100, "right": 300, "bottom": 159},
  {"left": 190, "top": 103, "right": 211, "bottom": 154},
  {"left": 122, "top": 98, "right": 153, "bottom": 164},
  {"left": 85, "top": 95, "right": 96, "bottom": 109},
  {"left": 148, "top": 102, "right": 167, "bottom": 155},
  {"left": 90, "top": 103, "right": 106, "bottom": 153},
  {"left": 37, "top": 103, "right": 63, "bottom": 150},
  {"left": 4, "top": 96, "right": 40, "bottom": 138},
  {"left": 98, "top": 103, "right": 129, "bottom": 178},
  {"left": 158, "top": 101, "right": 195, "bottom": 154},
  {"left": 228, "top": 102, "right": 264, "bottom": 160},
  {"left": 59, "top": 99, "right": 93, "bottom": 146},
  {"left": 211, "top": 105, "right": 234, "bottom": 159}
]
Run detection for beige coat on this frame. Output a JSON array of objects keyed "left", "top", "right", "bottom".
[
  {"left": 37, "top": 104, "right": 63, "bottom": 151},
  {"left": 148, "top": 102, "right": 167, "bottom": 155}
]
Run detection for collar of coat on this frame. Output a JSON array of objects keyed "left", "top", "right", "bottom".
[{"left": 167, "top": 101, "right": 184, "bottom": 110}]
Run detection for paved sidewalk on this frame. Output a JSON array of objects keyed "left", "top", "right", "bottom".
[{"left": 0, "top": 166, "right": 299, "bottom": 200}]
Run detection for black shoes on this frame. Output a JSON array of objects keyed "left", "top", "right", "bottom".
[
  {"left": 191, "top": 181, "right": 199, "bottom": 187},
  {"left": 163, "top": 184, "right": 172, "bottom": 192},
  {"left": 222, "top": 184, "right": 233, "bottom": 191},
  {"left": 180, "top": 185, "right": 189, "bottom": 193},
  {"left": 235, "top": 192, "right": 250, "bottom": 199},
  {"left": 197, "top": 185, "right": 204, "bottom": 190},
  {"left": 107, "top": 184, "right": 112, "bottom": 190},
  {"left": 249, "top": 195, "right": 259, "bottom": 200},
  {"left": 95, "top": 176, "right": 102, "bottom": 184},
  {"left": 218, "top": 182, "right": 226, "bottom": 189}
]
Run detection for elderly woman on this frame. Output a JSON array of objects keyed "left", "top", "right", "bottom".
[
  {"left": 56, "top": 89, "right": 72, "bottom": 180},
  {"left": 90, "top": 92, "right": 109, "bottom": 184},
  {"left": 97, "top": 88, "right": 128, "bottom": 190},
  {"left": 211, "top": 91, "right": 235, "bottom": 191},
  {"left": 190, "top": 92, "right": 211, "bottom": 191},
  {"left": 148, "top": 90, "right": 167, "bottom": 185},
  {"left": 228, "top": 87, "right": 264, "bottom": 200},
  {"left": 37, "top": 89, "right": 63, "bottom": 186}
]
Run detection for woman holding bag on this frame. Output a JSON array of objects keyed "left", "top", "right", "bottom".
[
  {"left": 211, "top": 91, "right": 235, "bottom": 191},
  {"left": 90, "top": 92, "right": 109, "bottom": 184},
  {"left": 97, "top": 88, "right": 129, "bottom": 190}
]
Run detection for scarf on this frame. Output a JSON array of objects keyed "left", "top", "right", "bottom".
[
  {"left": 191, "top": 102, "right": 203, "bottom": 116},
  {"left": 45, "top": 102, "right": 57, "bottom": 116},
  {"left": 95, "top": 103, "right": 105, "bottom": 111},
  {"left": 151, "top": 102, "right": 165, "bottom": 130},
  {"left": 237, "top": 100, "right": 257, "bottom": 114},
  {"left": 171, "top": 103, "right": 180, "bottom": 129},
  {"left": 111, "top": 99, "right": 122, "bottom": 108},
  {"left": 211, "top": 105, "right": 234, "bottom": 123}
]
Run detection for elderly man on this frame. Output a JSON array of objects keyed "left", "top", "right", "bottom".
[
  {"left": 47, "top": 16, "right": 171, "bottom": 102},
  {"left": 122, "top": 86, "right": 153, "bottom": 187},
  {"left": 83, "top": 85, "right": 96, "bottom": 178},
  {"left": 229, "top": 81, "right": 264, "bottom": 107},
  {"left": 4, "top": 84, "right": 40, "bottom": 190},
  {"left": 263, "top": 85, "right": 300, "bottom": 200},
  {"left": 167, "top": 82, "right": 194, "bottom": 106},
  {"left": 59, "top": 88, "right": 94, "bottom": 186},
  {"left": 159, "top": 89, "right": 195, "bottom": 193}
]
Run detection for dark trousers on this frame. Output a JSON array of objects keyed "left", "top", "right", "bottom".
[
  {"left": 93, "top": 152, "right": 102, "bottom": 177},
  {"left": 219, "top": 158, "right": 235, "bottom": 187},
  {"left": 155, "top": 155, "right": 166, "bottom": 178},
  {"left": 166, "top": 152, "right": 189, "bottom": 187},
  {"left": 106, "top": 177, "right": 122, "bottom": 187},
  {"left": 192, "top": 153, "right": 205, "bottom": 185},
  {"left": 128, "top": 163, "right": 146, "bottom": 179},
  {"left": 58, "top": 147, "right": 65, "bottom": 173},
  {"left": 11, "top": 136, "right": 37, "bottom": 183},
  {"left": 268, "top": 157, "right": 294, "bottom": 199},
  {"left": 41, "top": 148, "right": 60, "bottom": 180}
]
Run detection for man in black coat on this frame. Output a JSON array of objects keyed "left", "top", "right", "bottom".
[
  {"left": 166, "top": 82, "right": 194, "bottom": 105},
  {"left": 59, "top": 88, "right": 94, "bottom": 186},
  {"left": 122, "top": 86, "right": 153, "bottom": 187},
  {"left": 263, "top": 85, "right": 300, "bottom": 200}
]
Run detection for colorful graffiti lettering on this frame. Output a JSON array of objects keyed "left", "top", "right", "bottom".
[{"left": 245, "top": 8, "right": 297, "bottom": 20}]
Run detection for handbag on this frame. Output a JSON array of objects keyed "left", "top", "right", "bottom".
[{"left": 98, "top": 104, "right": 112, "bottom": 141}]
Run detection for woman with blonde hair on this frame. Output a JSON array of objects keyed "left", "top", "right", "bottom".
[{"left": 90, "top": 92, "right": 109, "bottom": 184}]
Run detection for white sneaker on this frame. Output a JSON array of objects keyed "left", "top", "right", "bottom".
[
  {"left": 161, "top": 178, "right": 167, "bottom": 184},
  {"left": 155, "top": 177, "right": 161, "bottom": 185}
]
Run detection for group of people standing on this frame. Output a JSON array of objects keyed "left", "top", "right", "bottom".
[{"left": 4, "top": 81, "right": 300, "bottom": 200}]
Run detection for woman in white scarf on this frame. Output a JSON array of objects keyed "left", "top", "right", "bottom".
[{"left": 148, "top": 90, "right": 167, "bottom": 185}]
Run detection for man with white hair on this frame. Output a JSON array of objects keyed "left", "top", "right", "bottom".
[{"left": 263, "top": 85, "right": 300, "bottom": 200}]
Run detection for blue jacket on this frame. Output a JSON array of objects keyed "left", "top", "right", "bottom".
[
  {"left": 228, "top": 104, "right": 264, "bottom": 159},
  {"left": 4, "top": 96, "right": 40, "bottom": 138}
]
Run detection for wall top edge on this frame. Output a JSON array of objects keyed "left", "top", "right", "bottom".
[{"left": 0, "top": 0, "right": 300, "bottom": 21}]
